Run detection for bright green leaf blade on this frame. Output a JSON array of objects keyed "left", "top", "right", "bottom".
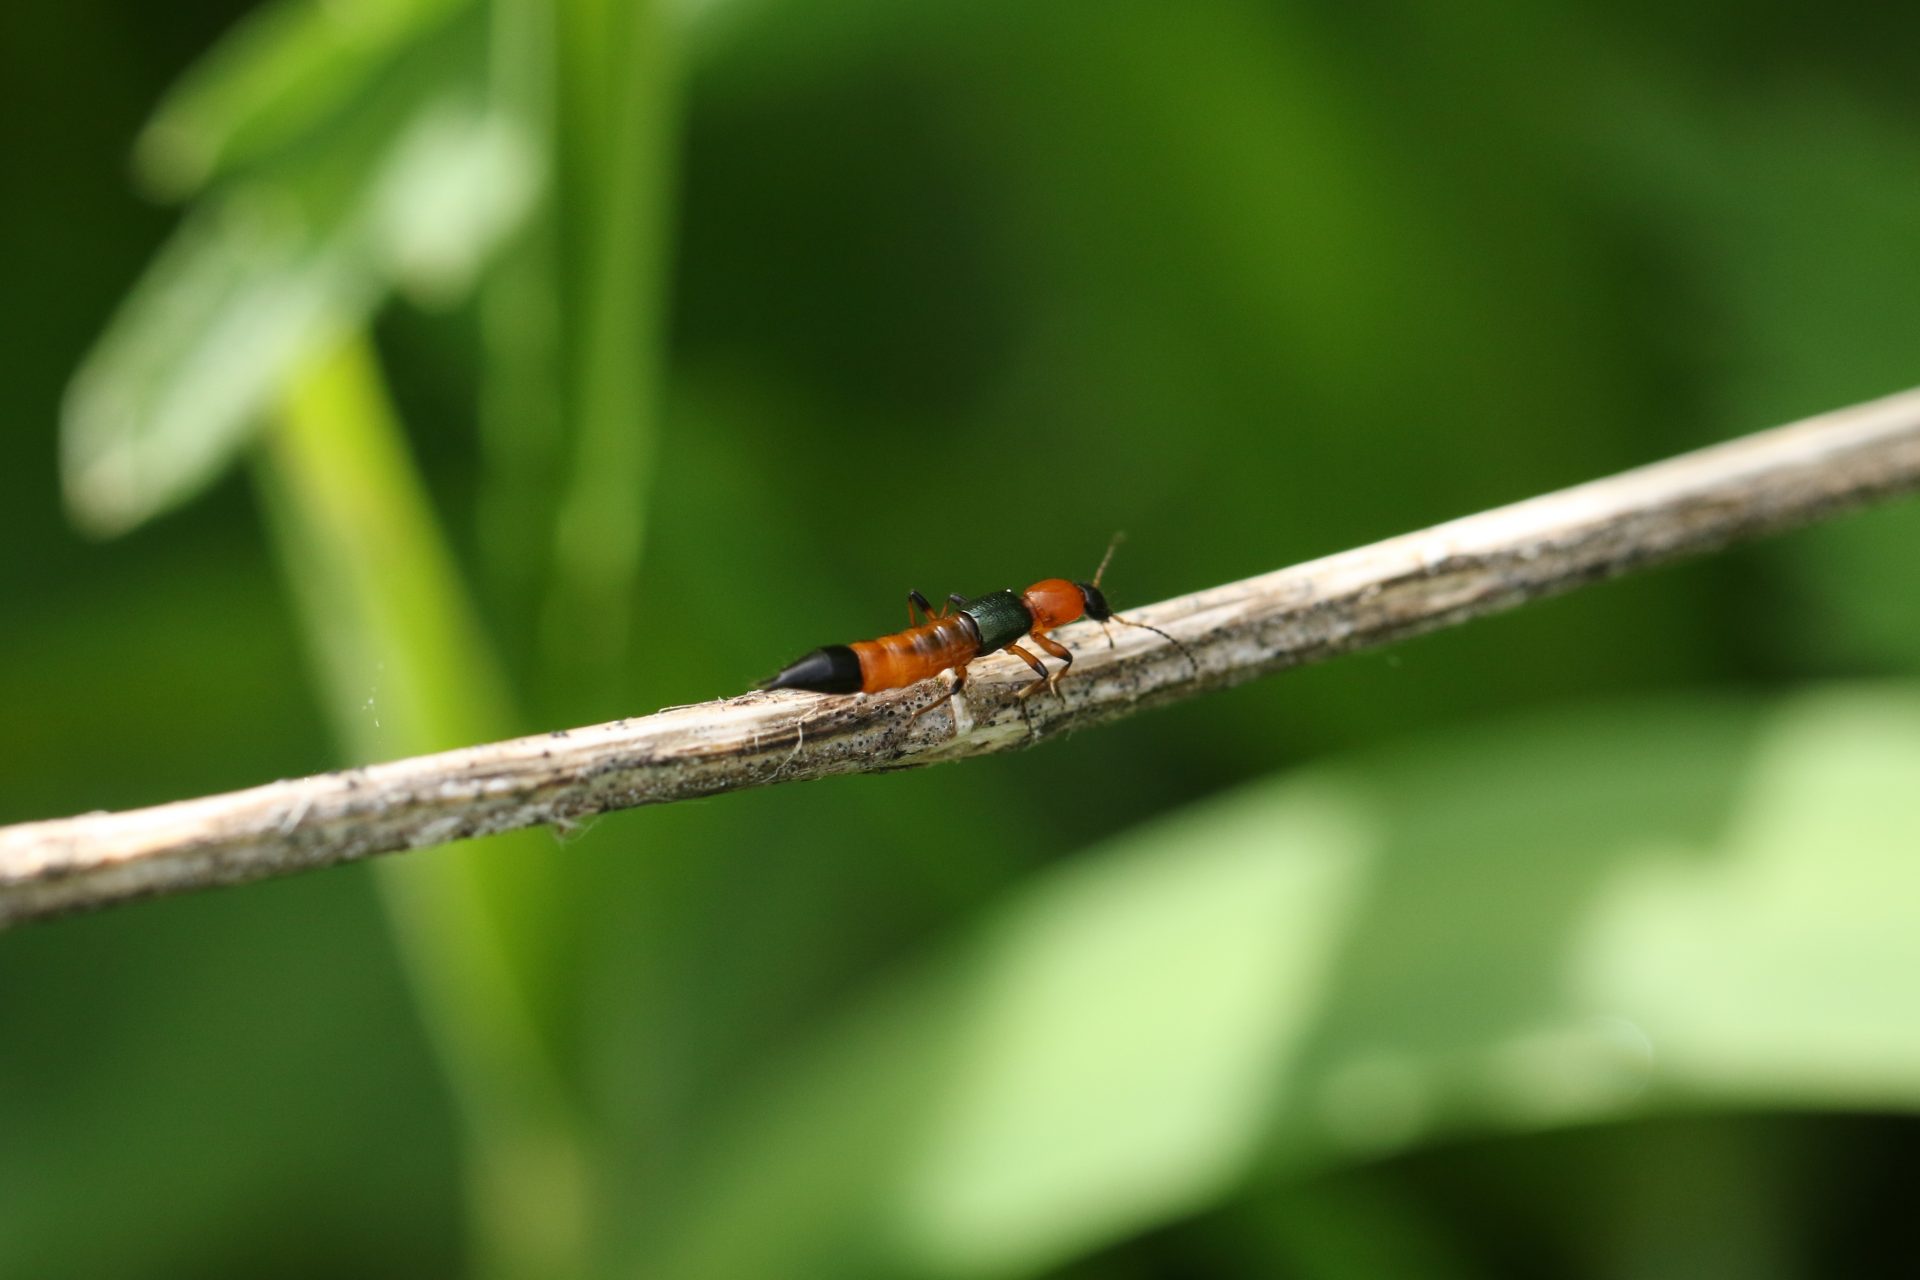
[{"left": 648, "top": 687, "right": 1920, "bottom": 1279}]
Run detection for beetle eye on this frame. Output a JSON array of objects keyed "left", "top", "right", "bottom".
[{"left": 1075, "top": 580, "right": 1111, "bottom": 622}]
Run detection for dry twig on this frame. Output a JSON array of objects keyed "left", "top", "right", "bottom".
[{"left": 8, "top": 387, "right": 1920, "bottom": 928}]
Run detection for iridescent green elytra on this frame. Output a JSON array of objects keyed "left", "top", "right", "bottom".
[{"left": 959, "top": 589, "right": 1032, "bottom": 653}]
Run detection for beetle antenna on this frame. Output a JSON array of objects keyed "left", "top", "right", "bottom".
[
  {"left": 1111, "top": 613, "right": 1198, "bottom": 676},
  {"left": 1092, "top": 531, "right": 1125, "bottom": 589}
]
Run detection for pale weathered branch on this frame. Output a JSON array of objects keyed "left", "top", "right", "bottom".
[{"left": 8, "top": 387, "right": 1920, "bottom": 928}]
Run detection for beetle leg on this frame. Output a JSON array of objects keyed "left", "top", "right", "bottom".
[
  {"left": 910, "top": 664, "right": 968, "bottom": 720},
  {"left": 1031, "top": 632, "right": 1073, "bottom": 700},
  {"left": 1007, "top": 643, "right": 1054, "bottom": 700}
]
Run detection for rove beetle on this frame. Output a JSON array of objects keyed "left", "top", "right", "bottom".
[{"left": 762, "top": 536, "right": 1193, "bottom": 713}]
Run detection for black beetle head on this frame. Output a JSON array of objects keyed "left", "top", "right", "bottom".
[{"left": 1074, "top": 580, "right": 1112, "bottom": 622}]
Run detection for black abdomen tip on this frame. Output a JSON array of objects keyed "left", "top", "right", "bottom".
[{"left": 761, "top": 644, "right": 864, "bottom": 694}]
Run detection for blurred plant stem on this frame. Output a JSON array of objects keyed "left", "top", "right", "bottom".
[
  {"left": 477, "top": 0, "right": 564, "bottom": 667},
  {"left": 475, "top": 0, "right": 679, "bottom": 713},
  {"left": 541, "top": 0, "right": 679, "bottom": 719},
  {"left": 255, "top": 332, "right": 589, "bottom": 1279}
]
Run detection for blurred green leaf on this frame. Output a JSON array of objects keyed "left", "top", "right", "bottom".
[
  {"left": 61, "top": 191, "right": 365, "bottom": 537},
  {"left": 135, "top": 0, "right": 475, "bottom": 198},
  {"left": 63, "top": 12, "right": 534, "bottom": 536},
  {"left": 370, "top": 98, "right": 542, "bottom": 303},
  {"left": 646, "top": 686, "right": 1920, "bottom": 1278}
]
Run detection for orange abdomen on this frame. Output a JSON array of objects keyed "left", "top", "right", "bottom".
[{"left": 850, "top": 617, "right": 979, "bottom": 692}]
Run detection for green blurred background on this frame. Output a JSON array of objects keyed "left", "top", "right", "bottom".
[{"left": 5, "top": 0, "right": 1920, "bottom": 1275}]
